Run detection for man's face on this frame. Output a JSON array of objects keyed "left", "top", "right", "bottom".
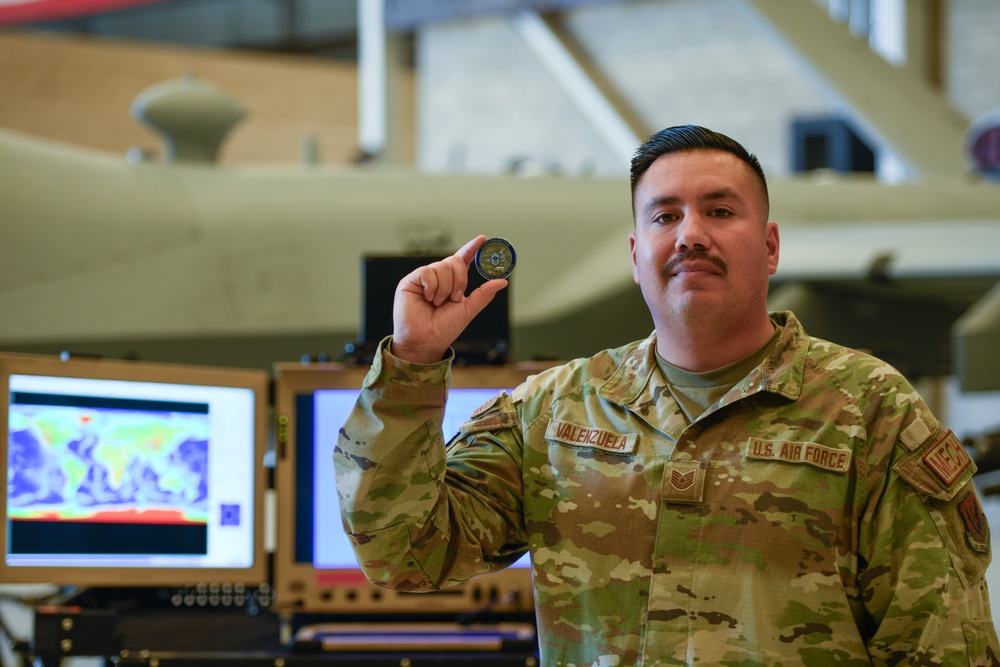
[{"left": 629, "top": 149, "right": 779, "bottom": 332}]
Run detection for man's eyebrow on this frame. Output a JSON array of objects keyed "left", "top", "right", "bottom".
[
  {"left": 642, "top": 195, "right": 680, "bottom": 214},
  {"left": 702, "top": 188, "right": 745, "bottom": 204},
  {"left": 641, "top": 189, "right": 746, "bottom": 214}
]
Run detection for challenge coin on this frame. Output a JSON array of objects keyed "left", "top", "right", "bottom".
[{"left": 475, "top": 237, "right": 516, "bottom": 280}]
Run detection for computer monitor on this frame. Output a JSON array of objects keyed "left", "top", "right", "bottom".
[
  {"left": 359, "top": 255, "right": 510, "bottom": 365},
  {"left": 1, "top": 352, "right": 269, "bottom": 587},
  {"left": 272, "top": 360, "right": 554, "bottom": 616}
]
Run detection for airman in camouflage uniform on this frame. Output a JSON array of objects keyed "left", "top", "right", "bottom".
[{"left": 335, "top": 126, "right": 999, "bottom": 666}]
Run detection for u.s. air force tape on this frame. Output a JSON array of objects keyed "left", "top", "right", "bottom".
[{"left": 475, "top": 237, "right": 516, "bottom": 280}]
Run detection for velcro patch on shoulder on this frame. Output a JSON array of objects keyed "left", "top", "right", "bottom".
[
  {"left": 899, "top": 414, "right": 933, "bottom": 451},
  {"left": 895, "top": 429, "right": 977, "bottom": 501},
  {"left": 459, "top": 391, "right": 518, "bottom": 435}
]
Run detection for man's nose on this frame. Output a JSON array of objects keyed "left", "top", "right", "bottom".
[{"left": 675, "top": 213, "right": 711, "bottom": 251}]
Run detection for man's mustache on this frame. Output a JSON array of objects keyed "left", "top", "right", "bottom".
[{"left": 662, "top": 250, "right": 729, "bottom": 279}]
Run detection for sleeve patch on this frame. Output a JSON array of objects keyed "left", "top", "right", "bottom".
[
  {"left": 895, "top": 429, "right": 977, "bottom": 501},
  {"left": 924, "top": 483, "right": 992, "bottom": 587},
  {"left": 459, "top": 391, "right": 518, "bottom": 435},
  {"left": 470, "top": 392, "right": 506, "bottom": 419},
  {"left": 959, "top": 492, "right": 991, "bottom": 554},
  {"left": 923, "top": 430, "right": 972, "bottom": 486}
]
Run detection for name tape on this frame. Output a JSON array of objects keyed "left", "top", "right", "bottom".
[
  {"left": 546, "top": 420, "right": 637, "bottom": 454},
  {"left": 746, "top": 438, "right": 851, "bottom": 473}
]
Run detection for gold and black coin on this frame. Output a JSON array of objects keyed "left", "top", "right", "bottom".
[{"left": 475, "top": 237, "right": 516, "bottom": 280}]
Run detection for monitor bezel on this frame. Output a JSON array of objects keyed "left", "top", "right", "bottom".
[
  {"left": 0, "top": 351, "right": 270, "bottom": 587},
  {"left": 272, "top": 360, "right": 556, "bottom": 615}
]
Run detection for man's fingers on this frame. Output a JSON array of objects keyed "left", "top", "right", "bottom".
[
  {"left": 431, "top": 261, "right": 456, "bottom": 306},
  {"left": 429, "top": 236, "right": 486, "bottom": 305},
  {"left": 407, "top": 266, "right": 438, "bottom": 303},
  {"left": 400, "top": 235, "right": 492, "bottom": 306},
  {"left": 446, "top": 256, "right": 470, "bottom": 303}
]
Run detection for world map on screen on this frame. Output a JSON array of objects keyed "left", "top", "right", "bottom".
[{"left": 7, "top": 404, "right": 210, "bottom": 525}]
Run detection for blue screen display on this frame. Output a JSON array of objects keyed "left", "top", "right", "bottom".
[{"left": 294, "top": 387, "right": 530, "bottom": 569}]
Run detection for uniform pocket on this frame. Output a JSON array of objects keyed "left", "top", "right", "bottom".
[{"left": 962, "top": 620, "right": 1000, "bottom": 666}]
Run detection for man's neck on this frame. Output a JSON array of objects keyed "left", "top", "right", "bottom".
[{"left": 655, "top": 315, "right": 776, "bottom": 373}]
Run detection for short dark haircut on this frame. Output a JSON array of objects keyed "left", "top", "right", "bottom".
[{"left": 630, "top": 125, "right": 769, "bottom": 216}]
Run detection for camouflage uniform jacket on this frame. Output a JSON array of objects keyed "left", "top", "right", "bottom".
[{"left": 335, "top": 311, "right": 999, "bottom": 666}]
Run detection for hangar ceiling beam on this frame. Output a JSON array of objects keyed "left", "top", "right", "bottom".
[
  {"left": 359, "top": 0, "right": 408, "bottom": 164},
  {"left": 510, "top": 10, "right": 647, "bottom": 168},
  {"left": 385, "top": 0, "right": 634, "bottom": 31},
  {"left": 735, "top": 0, "right": 968, "bottom": 181},
  {"left": 902, "top": 0, "right": 944, "bottom": 89}
]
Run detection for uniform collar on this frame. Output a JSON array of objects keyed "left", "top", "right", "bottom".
[
  {"left": 598, "top": 310, "right": 808, "bottom": 409},
  {"left": 759, "top": 311, "right": 808, "bottom": 401}
]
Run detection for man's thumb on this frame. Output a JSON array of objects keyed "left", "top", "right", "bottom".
[{"left": 465, "top": 279, "right": 508, "bottom": 319}]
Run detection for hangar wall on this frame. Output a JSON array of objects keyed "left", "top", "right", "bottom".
[
  {"left": 417, "top": 0, "right": 830, "bottom": 176},
  {"left": 4, "top": 0, "right": 999, "bottom": 174},
  {"left": 0, "top": 30, "right": 411, "bottom": 165},
  {"left": 946, "top": 0, "right": 1000, "bottom": 119},
  {"left": 416, "top": 0, "right": 1000, "bottom": 178}
]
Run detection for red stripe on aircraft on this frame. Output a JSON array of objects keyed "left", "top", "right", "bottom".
[{"left": 0, "top": 0, "right": 168, "bottom": 25}]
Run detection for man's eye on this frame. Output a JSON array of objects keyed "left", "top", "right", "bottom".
[
  {"left": 710, "top": 208, "right": 733, "bottom": 218},
  {"left": 653, "top": 213, "right": 677, "bottom": 224}
]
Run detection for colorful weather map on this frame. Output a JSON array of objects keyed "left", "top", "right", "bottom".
[{"left": 7, "top": 400, "right": 210, "bottom": 525}]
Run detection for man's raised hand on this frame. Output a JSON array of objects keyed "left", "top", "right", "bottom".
[{"left": 390, "top": 235, "right": 508, "bottom": 364}]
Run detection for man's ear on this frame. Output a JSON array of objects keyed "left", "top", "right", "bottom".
[
  {"left": 629, "top": 231, "right": 640, "bottom": 285},
  {"left": 765, "top": 222, "right": 780, "bottom": 276}
]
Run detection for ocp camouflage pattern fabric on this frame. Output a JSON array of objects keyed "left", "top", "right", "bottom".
[{"left": 335, "top": 311, "right": 999, "bottom": 666}]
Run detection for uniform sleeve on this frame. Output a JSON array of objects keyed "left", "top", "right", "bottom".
[
  {"left": 333, "top": 337, "right": 528, "bottom": 592},
  {"left": 860, "top": 400, "right": 999, "bottom": 666}
]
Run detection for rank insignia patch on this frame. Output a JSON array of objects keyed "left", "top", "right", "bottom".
[
  {"left": 661, "top": 460, "right": 705, "bottom": 505},
  {"left": 670, "top": 468, "right": 696, "bottom": 491}
]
